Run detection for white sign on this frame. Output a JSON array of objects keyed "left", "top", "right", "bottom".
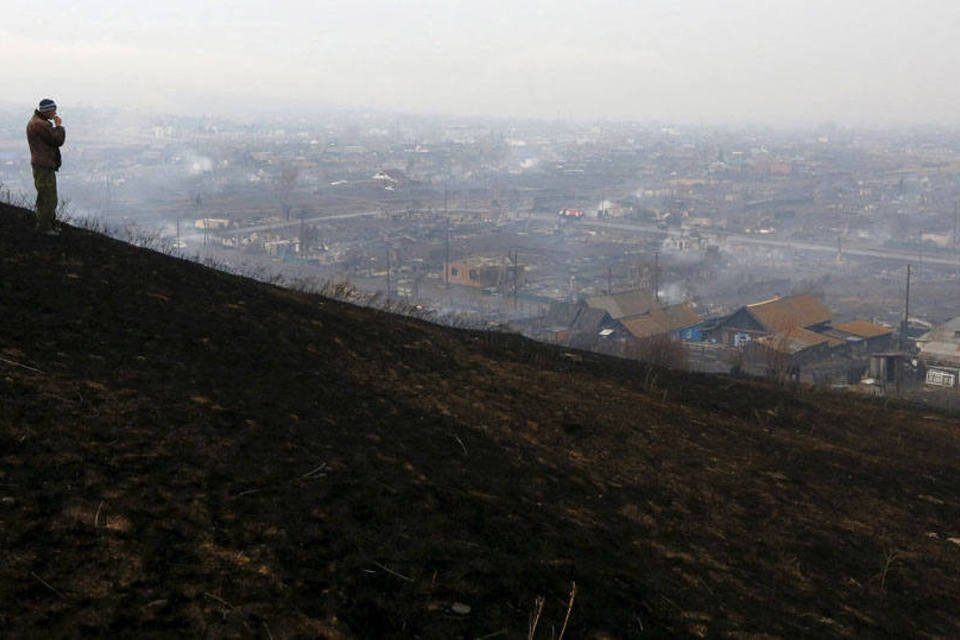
[{"left": 925, "top": 369, "right": 957, "bottom": 388}]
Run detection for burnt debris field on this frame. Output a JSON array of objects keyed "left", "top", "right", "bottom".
[{"left": 1, "top": 201, "right": 959, "bottom": 639}]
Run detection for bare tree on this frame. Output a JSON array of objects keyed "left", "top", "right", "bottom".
[{"left": 625, "top": 333, "right": 689, "bottom": 370}]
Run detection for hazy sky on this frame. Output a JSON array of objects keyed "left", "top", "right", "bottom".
[{"left": 4, "top": 0, "right": 960, "bottom": 125}]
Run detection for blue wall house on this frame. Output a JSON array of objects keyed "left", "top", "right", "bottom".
[
  {"left": 619, "top": 302, "right": 703, "bottom": 344},
  {"left": 709, "top": 293, "right": 832, "bottom": 347}
]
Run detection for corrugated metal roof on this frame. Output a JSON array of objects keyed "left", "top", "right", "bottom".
[
  {"left": 832, "top": 320, "right": 893, "bottom": 339},
  {"left": 586, "top": 289, "right": 657, "bottom": 320},
  {"left": 543, "top": 302, "right": 583, "bottom": 329},
  {"left": 919, "top": 340, "right": 960, "bottom": 366},
  {"left": 621, "top": 303, "right": 700, "bottom": 339},
  {"left": 746, "top": 294, "right": 832, "bottom": 332},
  {"left": 572, "top": 307, "right": 611, "bottom": 333},
  {"left": 543, "top": 303, "right": 610, "bottom": 334},
  {"left": 757, "top": 326, "right": 835, "bottom": 354},
  {"left": 917, "top": 317, "right": 960, "bottom": 343}
]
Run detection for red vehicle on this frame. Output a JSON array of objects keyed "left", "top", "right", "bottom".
[{"left": 558, "top": 207, "right": 585, "bottom": 219}]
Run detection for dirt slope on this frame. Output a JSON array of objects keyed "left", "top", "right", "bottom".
[{"left": 1, "top": 202, "right": 959, "bottom": 639}]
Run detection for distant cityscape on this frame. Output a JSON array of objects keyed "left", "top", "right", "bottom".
[{"left": 3, "top": 106, "right": 960, "bottom": 398}]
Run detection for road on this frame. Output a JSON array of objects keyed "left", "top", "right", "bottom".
[
  {"left": 217, "top": 210, "right": 385, "bottom": 235},
  {"left": 194, "top": 208, "right": 960, "bottom": 270},
  {"left": 218, "top": 207, "right": 496, "bottom": 236},
  {"left": 533, "top": 213, "right": 960, "bottom": 268}
]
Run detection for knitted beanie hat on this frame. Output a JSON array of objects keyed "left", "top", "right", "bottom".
[{"left": 38, "top": 99, "right": 57, "bottom": 113}]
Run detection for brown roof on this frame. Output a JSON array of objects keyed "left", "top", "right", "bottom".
[
  {"left": 621, "top": 303, "right": 700, "bottom": 340},
  {"left": 746, "top": 294, "right": 831, "bottom": 332},
  {"left": 757, "top": 326, "right": 836, "bottom": 354},
  {"left": 586, "top": 289, "right": 657, "bottom": 320},
  {"left": 832, "top": 320, "right": 893, "bottom": 339}
]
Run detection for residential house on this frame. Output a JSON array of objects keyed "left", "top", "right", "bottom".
[
  {"left": 620, "top": 302, "right": 702, "bottom": 343},
  {"left": 916, "top": 317, "right": 960, "bottom": 388},
  {"left": 710, "top": 293, "right": 832, "bottom": 347},
  {"left": 540, "top": 302, "right": 621, "bottom": 351},
  {"left": 581, "top": 289, "right": 702, "bottom": 359},
  {"left": 822, "top": 320, "right": 894, "bottom": 355},
  {"left": 585, "top": 289, "right": 658, "bottom": 321},
  {"left": 743, "top": 326, "right": 840, "bottom": 378},
  {"left": 446, "top": 256, "right": 523, "bottom": 290}
]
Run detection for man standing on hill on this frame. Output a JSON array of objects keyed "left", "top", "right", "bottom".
[{"left": 26, "top": 98, "right": 66, "bottom": 235}]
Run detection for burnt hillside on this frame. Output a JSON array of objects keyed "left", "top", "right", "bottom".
[{"left": 1, "top": 201, "right": 959, "bottom": 639}]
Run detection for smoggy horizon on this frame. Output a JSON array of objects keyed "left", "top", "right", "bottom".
[{"left": 4, "top": 1, "right": 960, "bottom": 127}]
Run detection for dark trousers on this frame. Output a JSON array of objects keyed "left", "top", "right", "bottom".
[{"left": 32, "top": 165, "right": 58, "bottom": 231}]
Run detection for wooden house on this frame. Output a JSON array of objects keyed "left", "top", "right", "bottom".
[
  {"left": 822, "top": 320, "right": 894, "bottom": 355},
  {"left": 620, "top": 302, "right": 702, "bottom": 343},
  {"left": 540, "top": 301, "right": 623, "bottom": 351},
  {"left": 710, "top": 294, "right": 832, "bottom": 347}
]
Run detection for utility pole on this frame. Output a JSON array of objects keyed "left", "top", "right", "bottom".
[
  {"left": 954, "top": 201, "right": 958, "bottom": 247},
  {"left": 444, "top": 220, "right": 450, "bottom": 288},
  {"left": 900, "top": 263, "right": 911, "bottom": 351},
  {"left": 386, "top": 249, "right": 392, "bottom": 300},
  {"left": 607, "top": 266, "right": 613, "bottom": 295},
  {"left": 443, "top": 184, "right": 451, "bottom": 288},
  {"left": 897, "top": 263, "right": 912, "bottom": 395},
  {"left": 512, "top": 249, "right": 519, "bottom": 310},
  {"left": 299, "top": 213, "right": 305, "bottom": 258},
  {"left": 654, "top": 252, "right": 660, "bottom": 303}
]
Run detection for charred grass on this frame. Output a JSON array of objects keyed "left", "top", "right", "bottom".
[{"left": 1, "top": 203, "right": 959, "bottom": 638}]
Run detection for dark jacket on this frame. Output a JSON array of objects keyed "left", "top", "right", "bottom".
[{"left": 26, "top": 111, "right": 66, "bottom": 170}]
